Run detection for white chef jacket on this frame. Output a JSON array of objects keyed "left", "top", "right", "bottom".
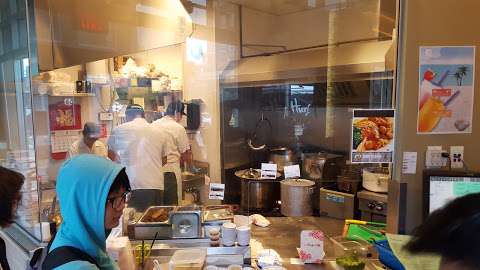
[
  {"left": 152, "top": 116, "right": 190, "bottom": 201},
  {"left": 108, "top": 118, "right": 168, "bottom": 190},
  {"left": 68, "top": 139, "right": 108, "bottom": 159},
  {"left": 152, "top": 116, "right": 190, "bottom": 165}
]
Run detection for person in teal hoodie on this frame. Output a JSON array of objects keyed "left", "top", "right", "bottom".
[{"left": 43, "top": 154, "right": 131, "bottom": 269}]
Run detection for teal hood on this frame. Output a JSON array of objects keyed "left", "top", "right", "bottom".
[{"left": 50, "top": 154, "right": 124, "bottom": 269}]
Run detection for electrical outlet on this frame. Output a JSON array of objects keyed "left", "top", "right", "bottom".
[
  {"left": 99, "top": 112, "right": 113, "bottom": 121},
  {"left": 426, "top": 149, "right": 445, "bottom": 168},
  {"left": 450, "top": 146, "right": 464, "bottom": 169}
]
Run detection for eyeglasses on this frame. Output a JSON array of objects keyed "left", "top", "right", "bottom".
[{"left": 107, "top": 191, "right": 131, "bottom": 209}]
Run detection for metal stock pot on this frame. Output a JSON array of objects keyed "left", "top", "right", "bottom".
[
  {"left": 280, "top": 179, "right": 315, "bottom": 217},
  {"left": 235, "top": 168, "right": 281, "bottom": 211}
]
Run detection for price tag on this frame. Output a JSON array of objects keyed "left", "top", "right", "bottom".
[
  {"left": 284, "top": 164, "right": 301, "bottom": 179},
  {"left": 209, "top": 183, "right": 225, "bottom": 200},
  {"left": 261, "top": 163, "right": 277, "bottom": 179}
]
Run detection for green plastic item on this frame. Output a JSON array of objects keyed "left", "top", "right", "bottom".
[{"left": 346, "top": 224, "right": 387, "bottom": 243}]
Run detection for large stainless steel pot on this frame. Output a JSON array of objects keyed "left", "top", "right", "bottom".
[
  {"left": 269, "top": 147, "right": 296, "bottom": 172},
  {"left": 235, "top": 168, "right": 281, "bottom": 211},
  {"left": 280, "top": 179, "right": 315, "bottom": 217}
]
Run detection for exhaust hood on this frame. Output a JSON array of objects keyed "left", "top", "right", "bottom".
[
  {"left": 33, "top": 0, "right": 192, "bottom": 72},
  {"left": 222, "top": 40, "right": 394, "bottom": 85}
]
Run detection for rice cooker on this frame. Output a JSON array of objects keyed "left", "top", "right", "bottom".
[{"left": 362, "top": 167, "right": 390, "bottom": 193}]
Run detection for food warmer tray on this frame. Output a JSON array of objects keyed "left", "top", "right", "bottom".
[
  {"left": 203, "top": 205, "right": 234, "bottom": 223},
  {"left": 169, "top": 205, "right": 203, "bottom": 239},
  {"left": 134, "top": 206, "right": 176, "bottom": 240}
]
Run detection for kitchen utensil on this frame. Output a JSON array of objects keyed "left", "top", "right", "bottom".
[
  {"left": 280, "top": 179, "right": 315, "bottom": 216},
  {"left": 269, "top": 147, "right": 296, "bottom": 172},
  {"left": 150, "top": 232, "right": 158, "bottom": 250},
  {"left": 362, "top": 167, "right": 390, "bottom": 193},
  {"left": 222, "top": 222, "right": 237, "bottom": 246},
  {"left": 235, "top": 168, "right": 281, "bottom": 211}
]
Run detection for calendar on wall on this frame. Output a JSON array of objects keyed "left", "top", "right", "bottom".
[
  {"left": 49, "top": 103, "right": 82, "bottom": 160},
  {"left": 50, "top": 130, "right": 82, "bottom": 154}
]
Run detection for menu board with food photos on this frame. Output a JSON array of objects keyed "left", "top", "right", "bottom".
[{"left": 351, "top": 109, "right": 395, "bottom": 163}]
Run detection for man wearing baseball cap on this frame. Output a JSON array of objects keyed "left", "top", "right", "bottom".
[{"left": 68, "top": 122, "right": 108, "bottom": 159}]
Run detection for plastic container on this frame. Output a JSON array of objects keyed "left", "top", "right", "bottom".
[
  {"left": 346, "top": 224, "right": 386, "bottom": 243},
  {"left": 330, "top": 236, "right": 376, "bottom": 258},
  {"left": 374, "top": 240, "right": 405, "bottom": 270},
  {"left": 169, "top": 249, "right": 206, "bottom": 270}
]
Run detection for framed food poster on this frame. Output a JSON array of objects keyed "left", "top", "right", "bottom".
[
  {"left": 418, "top": 46, "right": 475, "bottom": 134},
  {"left": 351, "top": 109, "right": 395, "bottom": 163}
]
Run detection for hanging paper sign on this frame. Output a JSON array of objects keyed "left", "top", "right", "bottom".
[
  {"left": 209, "top": 183, "right": 225, "bottom": 200},
  {"left": 261, "top": 163, "right": 278, "bottom": 179},
  {"left": 284, "top": 164, "right": 301, "bottom": 179}
]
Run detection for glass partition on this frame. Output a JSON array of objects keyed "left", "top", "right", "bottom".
[
  {"left": 0, "top": 0, "right": 41, "bottom": 239},
  {"left": 11, "top": 0, "right": 400, "bottom": 237}
]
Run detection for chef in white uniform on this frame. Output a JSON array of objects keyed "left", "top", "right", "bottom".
[
  {"left": 152, "top": 101, "right": 191, "bottom": 205},
  {"left": 68, "top": 122, "right": 108, "bottom": 159},
  {"left": 108, "top": 104, "right": 169, "bottom": 210}
]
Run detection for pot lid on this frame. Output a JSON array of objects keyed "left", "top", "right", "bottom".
[
  {"left": 235, "top": 168, "right": 280, "bottom": 180},
  {"left": 281, "top": 179, "right": 315, "bottom": 187}
]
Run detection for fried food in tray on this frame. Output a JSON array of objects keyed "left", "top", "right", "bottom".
[
  {"left": 140, "top": 206, "right": 175, "bottom": 223},
  {"left": 353, "top": 117, "right": 393, "bottom": 151}
]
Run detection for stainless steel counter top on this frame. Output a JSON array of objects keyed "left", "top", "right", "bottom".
[
  {"left": 250, "top": 216, "right": 383, "bottom": 269},
  {"left": 133, "top": 216, "right": 383, "bottom": 269}
]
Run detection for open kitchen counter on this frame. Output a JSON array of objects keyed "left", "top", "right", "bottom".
[
  {"left": 250, "top": 216, "right": 384, "bottom": 270},
  {"left": 130, "top": 215, "right": 384, "bottom": 269}
]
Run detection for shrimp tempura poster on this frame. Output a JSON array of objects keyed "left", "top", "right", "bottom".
[
  {"left": 351, "top": 109, "right": 395, "bottom": 163},
  {"left": 418, "top": 46, "right": 475, "bottom": 134}
]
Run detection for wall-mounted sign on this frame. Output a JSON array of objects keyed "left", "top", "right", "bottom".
[
  {"left": 418, "top": 46, "right": 475, "bottom": 134},
  {"left": 351, "top": 109, "right": 395, "bottom": 163}
]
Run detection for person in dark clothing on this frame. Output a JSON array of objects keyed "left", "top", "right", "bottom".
[
  {"left": 406, "top": 193, "right": 480, "bottom": 270},
  {"left": 0, "top": 166, "right": 25, "bottom": 270}
]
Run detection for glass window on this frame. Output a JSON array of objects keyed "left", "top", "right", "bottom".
[
  {"left": 0, "top": 0, "right": 40, "bottom": 239},
  {"left": 23, "top": 0, "right": 398, "bottom": 235}
]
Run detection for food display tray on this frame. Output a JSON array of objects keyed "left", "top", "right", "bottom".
[{"left": 135, "top": 206, "right": 176, "bottom": 240}]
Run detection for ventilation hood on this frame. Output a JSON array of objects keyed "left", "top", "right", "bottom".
[
  {"left": 32, "top": 0, "right": 192, "bottom": 72},
  {"left": 222, "top": 40, "right": 394, "bottom": 86}
]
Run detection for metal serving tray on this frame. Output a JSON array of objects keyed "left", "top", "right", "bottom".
[
  {"left": 135, "top": 206, "right": 176, "bottom": 240},
  {"left": 203, "top": 205, "right": 234, "bottom": 222},
  {"left": 138, "top": 206, "right": 176, "bottom": 224}
]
